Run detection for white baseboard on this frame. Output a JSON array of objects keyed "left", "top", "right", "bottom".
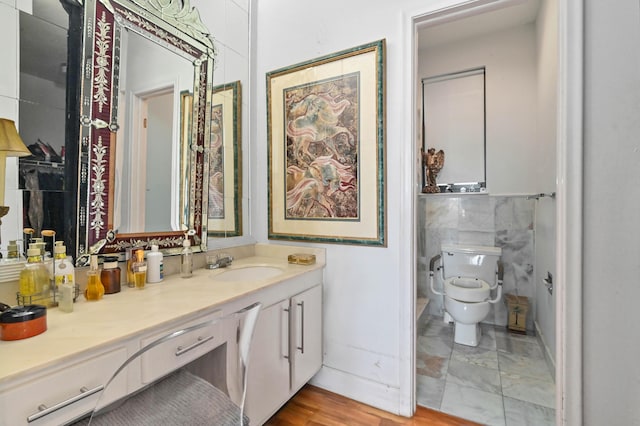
[
  {"left": 309, "top": 365, "right": 408, "bottom": 417},
  {"left": 416, "top": 297, "right": 430, "bottom": 320},
  {"left": 534, "top": 320, "right": 556, "bottom": 381}
]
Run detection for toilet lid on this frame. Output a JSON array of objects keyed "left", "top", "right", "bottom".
[{"left": 444, "top": 277, "right": 491, "bottom": 302}]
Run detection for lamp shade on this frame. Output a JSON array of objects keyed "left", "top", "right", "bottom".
[{"left": 0, "top": 119, "right": 32, "bottom": 157}]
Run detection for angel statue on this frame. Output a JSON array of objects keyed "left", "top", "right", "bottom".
[{"left": 422, "top": 148, "right": 445, "bottom": 193}]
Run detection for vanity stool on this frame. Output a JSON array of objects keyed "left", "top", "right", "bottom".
[{"left": 73, "top": 303, "right": 262, "bottom": 426}]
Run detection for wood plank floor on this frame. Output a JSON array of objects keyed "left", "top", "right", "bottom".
[{"left": 264, "top": 385, "right": 481, "bottom": 426}]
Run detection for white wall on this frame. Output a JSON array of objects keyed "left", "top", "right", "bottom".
[
  {"left": 533, "top": 0, "right": 557, "bottom": 369},
  {"left": 418, "top": 24, "right": 538, "bottom": 195},
  {"left": 253, "top": 0, "right": 446, "bottom": 415},
  {"left": 583, "top": 0, "right": 640, "bottom": 424}
]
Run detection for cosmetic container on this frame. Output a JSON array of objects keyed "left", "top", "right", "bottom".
[{"left": 146, "top": 245, "right": 163, "bottom": 283}]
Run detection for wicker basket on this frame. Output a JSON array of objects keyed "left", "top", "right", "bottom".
[{"left": 505, "top": 294, "right": 529, "bottom": 332}]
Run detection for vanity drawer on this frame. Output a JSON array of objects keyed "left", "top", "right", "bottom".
[
  {"left": 0, "top": 346, "right": 128, "bottom": 426},
  {"left": 140, "top": 311, "right": 225, "bottom": 385}
]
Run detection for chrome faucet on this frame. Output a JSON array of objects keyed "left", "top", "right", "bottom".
[{"left": 207, "top": 253, "right": 233, "bottom": 269}]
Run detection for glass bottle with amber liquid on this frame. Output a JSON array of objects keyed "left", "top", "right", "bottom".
[
  {"left": 132, "top": 249, "right": 147, "bottom": 289},
  {"left": 85, "top": 255, "right": 105, "bottom": 301},
  {"left": 19, "top": 247, "right": 49, "bottom": 302},
  {"left": 125, "top": 246, "right": 141, "bottom": 288},
  {"left": 101, "top": 256, "right": 121, "bottom": 294}
]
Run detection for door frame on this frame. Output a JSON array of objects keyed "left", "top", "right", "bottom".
[{"left": 403, "top": 1, "right": 583, "bottom": 424}]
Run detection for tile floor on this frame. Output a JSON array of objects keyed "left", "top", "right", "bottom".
[{"left": 416, "top": 313, "right": 556, "bottom": 426}]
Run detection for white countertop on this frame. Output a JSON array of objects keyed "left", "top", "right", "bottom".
[{"left": 0, "top": 244, "right": 325, "bottom": 385}]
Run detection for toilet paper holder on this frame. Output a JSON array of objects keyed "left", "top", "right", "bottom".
[{"left": 543, "top": 272, "right": 553, "bottom": 295}]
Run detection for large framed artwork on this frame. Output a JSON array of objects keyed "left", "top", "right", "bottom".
[
  {"left": 208, "top": 81, "right": 242, "bottom": 237},
  {"left": 267, "top": 39, "right": 386, "bottom": 246}
]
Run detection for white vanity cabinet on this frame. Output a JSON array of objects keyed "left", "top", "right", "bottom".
[
  {"left": 246, "top": 283, "right": 323, "bottom": 425},
  {"left": 0, "top": 345, "right": 129, "bottom": 426},
  {"left": 0, "top": 247, "right": 326, "bottom": 426}
]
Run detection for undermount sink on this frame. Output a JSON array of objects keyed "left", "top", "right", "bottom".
[{"left": 211, "top": 265, "right": 284, "bottom": 282}]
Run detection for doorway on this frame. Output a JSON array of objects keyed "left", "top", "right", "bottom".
[
  {"left": 122, "top": 86, "right": 176, "bottom": 234},
  {"left": 414, "top": 2, "right": 581, "bottom": 419}
]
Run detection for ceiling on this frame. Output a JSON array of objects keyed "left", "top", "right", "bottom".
[
  {"left": 417, "top": 0, "right": 541, "bottom": 49},
  {"left": 22, "top": 0, "right": 541, "bottom": 85}
]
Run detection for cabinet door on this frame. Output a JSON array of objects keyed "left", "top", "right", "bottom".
[
  {"left": 290, "top": 284, "right": 323, "bottom": 392},
  {"left": 245, "top": 299, "right": 291, "bottom": 425}
]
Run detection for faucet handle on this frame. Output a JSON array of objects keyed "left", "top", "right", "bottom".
[
  {"left": 206, "top": 253, "right": 219, "bottom": 269},
  {"left": 206, "top": 253, "right": 233, "bottom": 269}
]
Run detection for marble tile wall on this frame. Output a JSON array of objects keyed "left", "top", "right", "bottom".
[{"left": 417, "top": 194, "right": 536, "bottom": 330}]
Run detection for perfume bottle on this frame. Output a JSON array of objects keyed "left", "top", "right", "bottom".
[
  {"left": 85, "top": 255, "right": 105, "bottom": 301},
  {"left": 132, "top": 249, "right": 147, "bottom": 289},
  {"left": 125, "top": 246, "right": 142, "bottom": 288},
  {"left": 125, "top": 247, "right": 134, "bottom": 288}
]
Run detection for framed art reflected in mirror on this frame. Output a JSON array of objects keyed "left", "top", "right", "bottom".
[{"left": 207, "top": 81, "right": 242, "bottom": 237}]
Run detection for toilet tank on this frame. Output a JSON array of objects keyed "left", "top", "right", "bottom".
[{"left": 441, "top": 244, "right": 502, "bottom": 283}]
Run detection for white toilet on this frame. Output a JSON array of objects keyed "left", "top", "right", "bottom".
[{"left": 430, "top": 244, "right": 503, "bottom": 347}]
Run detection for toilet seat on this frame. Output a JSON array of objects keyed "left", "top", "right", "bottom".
[{"left": 444, "top": 277, "right": 491, "bottom": 302}]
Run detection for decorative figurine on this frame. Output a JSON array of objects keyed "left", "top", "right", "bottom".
[{"left": 422, "top": 148, "right": 445, "bottom": 193}]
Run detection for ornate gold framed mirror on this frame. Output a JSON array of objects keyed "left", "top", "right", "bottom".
[{"left": 76, "top": 0, "right": 215, "bottom": 264}]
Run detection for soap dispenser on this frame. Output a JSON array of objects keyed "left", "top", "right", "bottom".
[
  {"left": 180, "top": 238, "right": 193, "bottom": 278},
  {"left": 19, "top": 246, "right": 49, "bottom": 300},
  {"left": 53, "top": 241, "right": 75, "bottom": 289}
]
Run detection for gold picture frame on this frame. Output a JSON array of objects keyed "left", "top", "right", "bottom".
[
  {"left": 267, "top": 39, "right": 386, "bottom": 246},
  {"left": 179, "top": 90, "right": 193, "bottom": 228},
  {"left": 207, "top": 81, "right": 242, "bottom": 237}
]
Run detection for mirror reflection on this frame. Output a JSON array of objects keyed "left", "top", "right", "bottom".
[
  {"left": 15, "top": 0, "right": 250, "bottom": 265},
  {"left": 114, "top": 29, "right": 195, "bottom": 234},
  {"left": 19, "top": 7, "right": 66, "bottom": 235},
  {"left": 18, "top": 0, "right": 82, "bottom": 252}
]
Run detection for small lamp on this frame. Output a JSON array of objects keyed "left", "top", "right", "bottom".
[{"left": 0, "top": 119, "right": 32, "bottom": 245}]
